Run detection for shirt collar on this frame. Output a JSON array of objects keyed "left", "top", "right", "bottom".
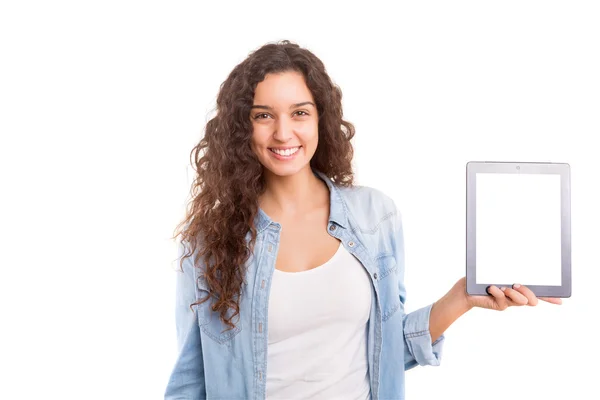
[{"left": 313, "top": 169, "right": 348, "bottom": 230}]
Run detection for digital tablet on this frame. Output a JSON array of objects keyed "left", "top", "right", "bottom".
[{"left": 466, "top": 161, "right": 571, "bottom": 297}]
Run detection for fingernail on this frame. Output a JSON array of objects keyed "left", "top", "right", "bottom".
[
  {"left": 513, "top": 283, "right": 521, "bottom": 289},
  {"left": 500, "top": 287, "right": 507, "bottom": 291},
  {"left": 486, "top": 286, "right": 491, "bottom": 295}
]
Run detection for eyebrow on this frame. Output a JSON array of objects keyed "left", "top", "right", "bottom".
[{"left": 250, "top": 101, "right": 315, "bottom": 110}]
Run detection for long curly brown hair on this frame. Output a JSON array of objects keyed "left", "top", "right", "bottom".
[{"left": 172, "top": 40, "right": 356, "bottom": 331}]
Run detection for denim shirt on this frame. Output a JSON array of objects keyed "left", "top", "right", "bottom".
[{"left": 164, "top": 170, "right": 445, "bottom": 400}]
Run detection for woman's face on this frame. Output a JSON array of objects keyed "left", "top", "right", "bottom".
[{"left": 250, "top": 71, "right": 319, "bottom": 178}]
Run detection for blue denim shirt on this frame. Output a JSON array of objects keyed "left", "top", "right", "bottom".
[{"left": 164, "top": 170, "right": 445, "bottom": 400}]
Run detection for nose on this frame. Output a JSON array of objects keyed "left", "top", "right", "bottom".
[{"left": 273, "top": 116, "right": 293, "bottom": 142}]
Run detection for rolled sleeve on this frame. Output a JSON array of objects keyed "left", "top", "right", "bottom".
[{"left": 403, "top": 303, "right": 445, "bottom": 370}]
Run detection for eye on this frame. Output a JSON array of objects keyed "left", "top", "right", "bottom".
[
  {"left": 294, "top": 110, "right": 309, "bottom": 117},
  {"left": 253, "top": 113, "right": 271, "bottom": 120}
]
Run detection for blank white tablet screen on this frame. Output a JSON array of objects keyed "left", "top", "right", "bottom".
[{"left": 476, "top": 173, "right": 562, "bottom": 286}]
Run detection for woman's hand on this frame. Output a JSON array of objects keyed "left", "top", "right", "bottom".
[
  {"left": 429, "top": 278, "right": 564, "bottom": 343},
  {"left": 459, "top": 277, "right": 563, "bottom": 310}
]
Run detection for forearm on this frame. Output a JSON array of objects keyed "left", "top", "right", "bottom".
[{"left": 429, "top": 279, "right": 472, "bottom": 343}]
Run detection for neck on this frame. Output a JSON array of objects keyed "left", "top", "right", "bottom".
[{"left": 260, "top": 167, "right": 327, "bottom": 217}]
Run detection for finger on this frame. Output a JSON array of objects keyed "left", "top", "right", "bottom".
[
  {"left": 539, "top": 297, "right": 563, "bottom": 305},
  {"left": 487, "top": 285, "right": 509, "bottom": 310},
  {"left": 511, "top": 284, "right": 538, "bottom": 306},
  {"left": 502, "top": 287, "right": 529, "bottom": 306}
]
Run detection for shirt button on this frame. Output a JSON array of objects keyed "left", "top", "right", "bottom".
[
  {"left": 268, "top": 244, "right": 273, "bottom": 252},
  {"left": 374, "top": 273, "right": 378, "bottom": 280},
  {"left": 329, "top": 224, "right": 336, "bottom": 231},
  {"left": 348, "top": 241, "right": 355, "bottom": 247}
]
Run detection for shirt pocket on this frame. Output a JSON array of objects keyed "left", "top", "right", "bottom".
[
  {"left": 375, "top": 254, "right": 403, "bottom": 322},
  {"left": 195, "top": 275, "right": 243, "bottom": 344}
]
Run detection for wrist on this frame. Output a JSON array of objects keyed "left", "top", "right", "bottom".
[
  {"left": 429, "top": 278, "right": 472, "bottom": 342},
  {"left": 449, "top": 277, "right": 474, "bottom": 314}
]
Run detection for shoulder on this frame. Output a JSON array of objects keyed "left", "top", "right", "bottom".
[
  {"left": 174, "top": 220, "right": 206, "bottom": 277},
  {"left": 175, "top": 239, "right": 195, "bottom": 274},
  {"left": 174, "top": 233, "right": 206, "bottom": 284},
  {"left": 335, "top": 184, "right": 401, "bottom": 232},
  {"left": 337, "top": 184, "right": 396, "bottom": 208}
]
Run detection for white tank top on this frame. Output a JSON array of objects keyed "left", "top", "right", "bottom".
[{"left": 266, "top": 242, "right": 372, "bottom": 400}]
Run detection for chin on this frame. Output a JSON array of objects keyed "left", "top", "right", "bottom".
[
  {"left": 265, "top": 165, "right": 304, "bottom": 177},
  {"left": 262, "top": 161, "right": 311, "bottom": 178}
]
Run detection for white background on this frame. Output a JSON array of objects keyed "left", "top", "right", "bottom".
[{"left": 1, "top": 1, "right": 598, "bottom": 399}]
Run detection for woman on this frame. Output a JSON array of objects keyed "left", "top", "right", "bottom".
[{"left": 164, "top": 40, "right": 562, "bottom": 400}]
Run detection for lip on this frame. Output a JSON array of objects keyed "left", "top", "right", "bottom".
[
  {"left": 268, "top": 146, "right": 301, "bottom": 150},
  {"left": 268, "top": 146, "right": 301, "bottom": 161}
]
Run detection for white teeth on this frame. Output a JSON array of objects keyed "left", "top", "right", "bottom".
[{"left": 271, "top": 147, "right": 299, "bottom": 156}]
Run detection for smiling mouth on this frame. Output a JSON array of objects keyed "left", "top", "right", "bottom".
[{"left": 268, "top": 146, "right": 301, "bottom": 156}]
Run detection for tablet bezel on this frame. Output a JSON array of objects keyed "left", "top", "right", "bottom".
[{"left": 466, "top": 161, "right": 571, "bottom": 297}]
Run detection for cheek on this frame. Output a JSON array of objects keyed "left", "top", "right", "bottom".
[
  {"left": 250, "top": 129, "right": 267, "bottom": 150},
  {"left": 304, "top": 127, "right": 319, "bottom": 147},
  {"left": 298, "top": 121, "right": 318, "bottom": 140}
]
